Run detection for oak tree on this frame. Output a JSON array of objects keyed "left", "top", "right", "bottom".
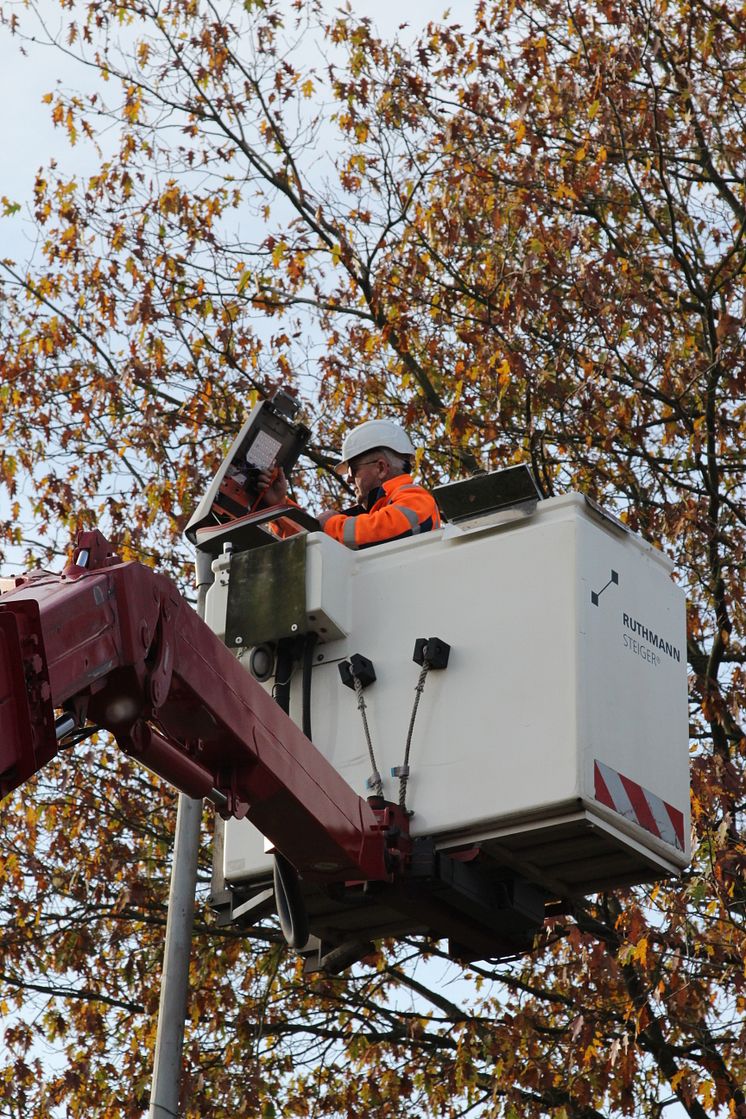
[{"left": 1, "top": 0, "right": 745, "bottom": 1115}]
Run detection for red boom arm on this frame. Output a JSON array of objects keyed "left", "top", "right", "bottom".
[{"left": 0, "top": 531, "right": 401, "bottom": 884}]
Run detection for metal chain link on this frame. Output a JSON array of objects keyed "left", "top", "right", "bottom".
[
  {"left": 354, "top": 673, "right": 383, "bottom": 798},
  {"left": 399, "top": 661, "right": 430, "bottom": 810}
]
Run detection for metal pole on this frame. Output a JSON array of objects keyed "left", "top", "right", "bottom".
[
  {"left": 148, "top": 552, "right": 215, "bottom": 1118},
  {"left": 148, "top": 793, "right": 202, "bottom": 1119}
]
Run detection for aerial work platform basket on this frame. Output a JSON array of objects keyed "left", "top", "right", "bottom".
[{"left": 205, "top": 473, "right": 689, "bottom": 955}]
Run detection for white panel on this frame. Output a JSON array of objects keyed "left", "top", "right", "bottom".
[
  {"left": 300, "top": 510, "right": 580, "bottom": 837},
  {"left": 576, "top": 511, "right": 689, "bottom": 850},
  {"left": 218, "top": 493, "right": 690, "bottom": 889},
  {"left": 304, "top": 532, "right": 353, "bottom": 640}
]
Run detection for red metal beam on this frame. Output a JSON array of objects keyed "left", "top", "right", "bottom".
[{"left": 0, "top": 533, "right": 390, "bottom": 884}]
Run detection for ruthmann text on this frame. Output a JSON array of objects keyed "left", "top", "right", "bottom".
[{"left": 622, "top": 614, "right": 681, "bottom": 663}]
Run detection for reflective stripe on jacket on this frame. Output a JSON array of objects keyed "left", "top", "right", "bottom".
[{"left": 323, "top": 474, "right": 440, "bottom": 550}]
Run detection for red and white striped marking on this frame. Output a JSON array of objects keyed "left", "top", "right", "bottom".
[{"left": 594, "top": 760, "right": 685, "bottom": 852}]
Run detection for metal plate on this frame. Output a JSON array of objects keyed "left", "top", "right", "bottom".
[
  {"left": 433, "top": 464, "right": 542, "bottom": 523},
  {"left": 195, "top": 505, "right": 320, "bottom": 557},
  {"left": 185, "top": 395, "right": 311, "bottom": 544},
  {"left": 225, "top": 534, "right": 307, "bottom": 648}
]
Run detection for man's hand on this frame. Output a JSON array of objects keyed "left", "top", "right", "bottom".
[
  {"left": 256, "top": 467, "right": 288, "bottom": 507},
  {"left": 317, "top": 510, "right": 337, "bottom": 528}
]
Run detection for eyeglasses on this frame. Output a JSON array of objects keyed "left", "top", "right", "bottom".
[{"left": 349, "top": 457, "right": 382, "bottom": 479}]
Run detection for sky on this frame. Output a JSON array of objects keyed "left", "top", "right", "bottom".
[
  {"left": 1, "top": 0, "right": 467, "bottom": 240},
  {"left": 0, "top": 0, "right": 475, "bottom": 568}
]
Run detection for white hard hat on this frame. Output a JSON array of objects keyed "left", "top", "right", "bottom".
[{"left": 334, "top": 419, "right": 416, "bottom": 475}]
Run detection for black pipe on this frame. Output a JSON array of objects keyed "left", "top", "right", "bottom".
[
  {"left": 272, "top": 636, "right": 309, "bottom": 948},
  {"left": 273, "top": 638, "right": 294, "bottom": 715},
  {"left": 301, "top": 631, "right": 318, "bottom": 740}
]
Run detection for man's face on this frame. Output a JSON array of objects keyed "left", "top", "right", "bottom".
[{"left": 348, "top": 454, "right": 386, "bottom": 503}]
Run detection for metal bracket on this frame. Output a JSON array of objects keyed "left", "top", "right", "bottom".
[
  {"left": 339, "top": 653, "right": 376, "bottom": 690},
  {"left": 413, "top": 637, "right": 450, "bottom": 669}
]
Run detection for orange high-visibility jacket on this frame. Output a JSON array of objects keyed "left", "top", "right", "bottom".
[{"left": 323, "top": 474, "right": 440, "bottom": 550}]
